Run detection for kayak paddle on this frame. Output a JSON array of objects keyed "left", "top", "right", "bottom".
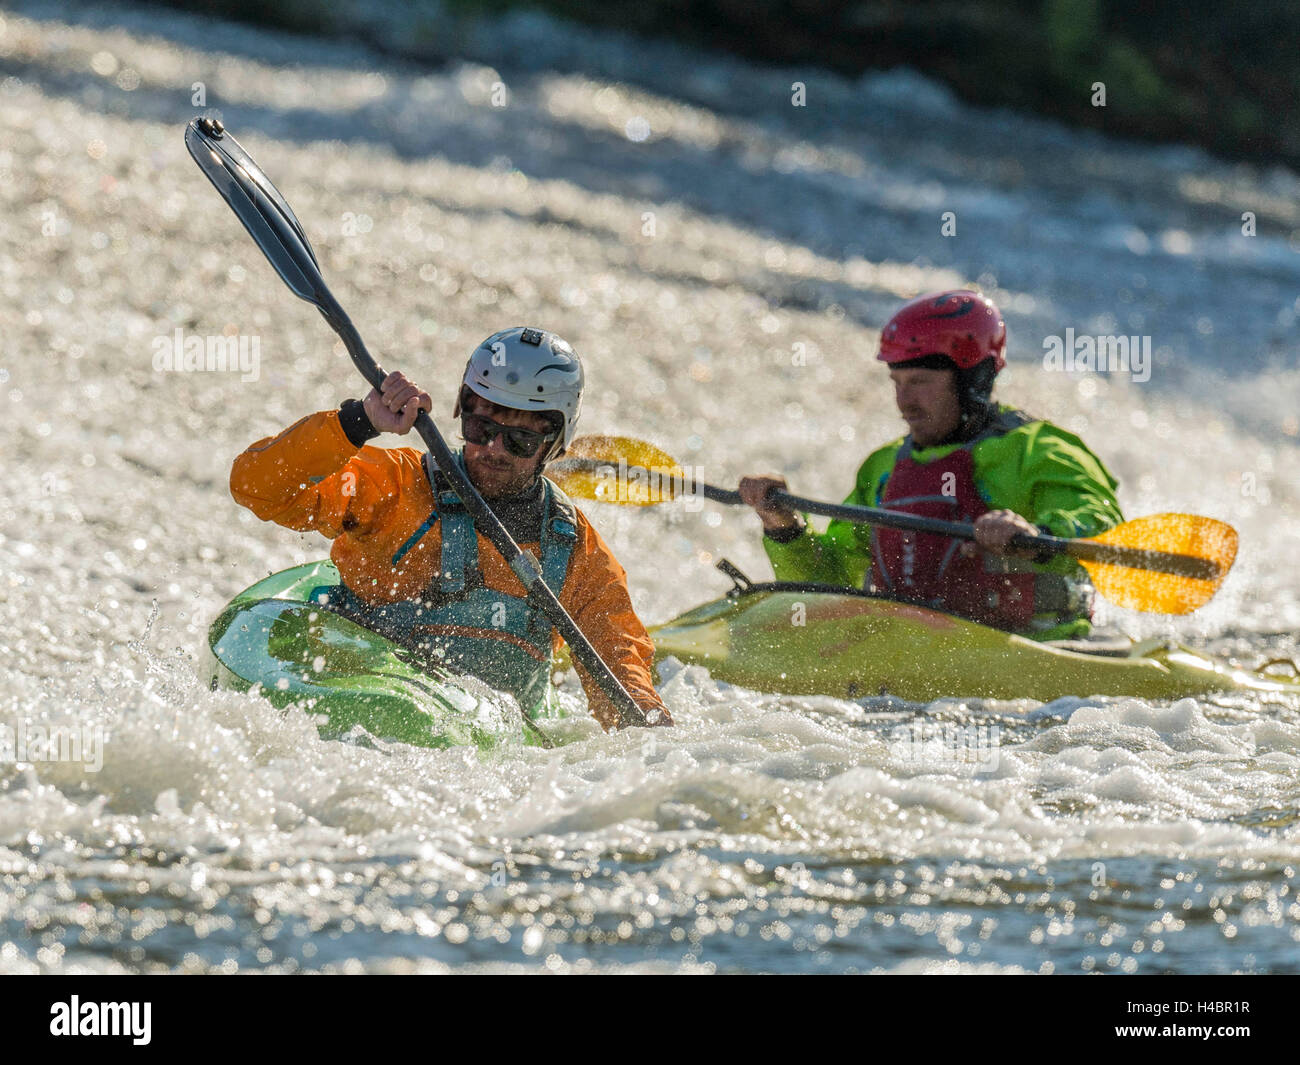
[
  {"left": 548, "top": 435, "right": 1238, "bottom": 615},
  {"left": 184, "top": 117, "right": 651, "bottom": 728}
]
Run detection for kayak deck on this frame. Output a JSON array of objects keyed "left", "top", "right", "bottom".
[
  {"left": 206, "top": 561, "right": 566, "bottom": 749},
  {"left": 649, "top": 583, "right": 1300, "bottom": 703}
]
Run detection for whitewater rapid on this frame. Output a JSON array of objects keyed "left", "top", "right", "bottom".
[{"left": 1, "top": 0, "right": 1298, "bottom": 972}]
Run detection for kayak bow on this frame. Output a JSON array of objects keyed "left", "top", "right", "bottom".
[
  {"left": 206, "top": 562, "right": 568, "bottom": 749},
  {"left": 649, "top": 578, "right": 1300, "bottom": 704}
]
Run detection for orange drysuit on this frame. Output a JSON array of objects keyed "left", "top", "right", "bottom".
[{"left": 230, "top": 410, "right": 668, "bottom": 729}]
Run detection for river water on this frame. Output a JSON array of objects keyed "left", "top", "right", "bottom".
[{"left": 1, "top": 0, "right": 1298, "bottom": 972}]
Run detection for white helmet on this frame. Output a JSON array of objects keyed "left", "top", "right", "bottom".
[{"left": 455, "top": 327, "right": 583, "bottom": 458}]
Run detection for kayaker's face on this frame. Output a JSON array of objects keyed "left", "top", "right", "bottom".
[
  {"left": 461, "top": 394, "right": 555, "bottom": 498},
  {"left": 889, "top": 367, "right": 961, "bottom": 447}
]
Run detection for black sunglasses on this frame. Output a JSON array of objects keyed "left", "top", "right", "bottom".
[{"left": 461, "top": 412, "right": 559, "bottom": 458}]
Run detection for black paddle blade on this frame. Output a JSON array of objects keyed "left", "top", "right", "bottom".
[{"left": 184, "top": 117, "right": 326, "bottom": 305}]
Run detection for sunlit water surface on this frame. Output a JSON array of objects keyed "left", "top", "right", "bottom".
[{"left": 2, "top": 0, "right": 1299, "bottom": 972}]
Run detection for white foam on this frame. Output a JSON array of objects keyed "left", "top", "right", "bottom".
[{"left": 1, "top": 0, "right": 1299, "bottom": 973}]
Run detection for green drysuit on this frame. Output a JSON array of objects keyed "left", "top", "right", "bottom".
[{"left": 762, "top": 406, "right": 1124, "bottom": 640}]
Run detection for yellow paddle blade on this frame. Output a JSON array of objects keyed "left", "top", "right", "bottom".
[
  {"left": 1081, "top": 514, "right": 1238, "bottom": 614},
  {"left": 549, "top": 435, "right": 690, "bottom": 505},
  {"left": 566, "top": 434, "right": 682, "bottom": 470}
]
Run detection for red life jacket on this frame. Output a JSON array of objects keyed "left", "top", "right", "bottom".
[{"left": 868, "top": 413, "right": 1076, "bottom": 631}]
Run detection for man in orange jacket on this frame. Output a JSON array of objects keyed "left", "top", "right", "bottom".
[{"left": 231, "top": 326, "right": 672, "bottom": 730}]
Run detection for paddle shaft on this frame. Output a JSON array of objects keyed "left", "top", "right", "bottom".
[
  {"left": 702, "top": 484, "right": 1220, "bottom": 581},
  {"left": 188, "top": 119, "right": 648, "bottom": 728}
]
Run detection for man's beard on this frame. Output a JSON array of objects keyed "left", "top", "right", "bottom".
[{"left": 466, "top": 452, "right": 542, "bottom": 498}]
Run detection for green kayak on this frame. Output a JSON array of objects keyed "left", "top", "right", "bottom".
[
  {"left": 649, "top": 577, "right": 1300, "bottom": 704},
  {"left": 205, "top": 561, "right": 568, "bottom": 749}
]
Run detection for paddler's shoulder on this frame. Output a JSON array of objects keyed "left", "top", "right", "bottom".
[
  {"left": 979, "top": 405, "right": 1111, "bottom": 462},
  {"left": 556, "top": 496, "right": 626, "bottom": 574},
  {"left": 973, "top": 406, "right": 1119, "bottom": 491}
]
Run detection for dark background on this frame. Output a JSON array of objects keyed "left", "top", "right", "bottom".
[{"left": 170, "top": 0, "right": 1300, "bottom": 167}]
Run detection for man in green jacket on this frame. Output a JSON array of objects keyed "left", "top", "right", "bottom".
[{"left": 739, "top": 290, "right": 1123, "bottom": 641}]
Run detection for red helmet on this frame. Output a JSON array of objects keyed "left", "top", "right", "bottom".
[{"left": 878, "top": 290, "right": 1006, "bottom": 371}]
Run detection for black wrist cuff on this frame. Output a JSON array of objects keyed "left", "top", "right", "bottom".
[
  {"left": 764, "top": 521, "right": 805, "bottom": 545},
  {"left": 339, "top": 398, "right": 380, "bottom": 447}
]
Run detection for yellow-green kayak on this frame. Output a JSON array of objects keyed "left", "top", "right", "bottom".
[{"left": 649, "top": 580, "right": 1300, "bottom": 703}]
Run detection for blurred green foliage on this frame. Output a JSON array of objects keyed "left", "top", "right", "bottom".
[{"left": 164, "top": 0, "right": 1300, "bottom": 166}]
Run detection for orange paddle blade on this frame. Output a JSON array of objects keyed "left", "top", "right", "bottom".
[
  {"left": 1081, "top": 514, "right": 1237, "bottom": 614},
  {"left": 550, "top": 435, "right": 689, "bottom": 505}
]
